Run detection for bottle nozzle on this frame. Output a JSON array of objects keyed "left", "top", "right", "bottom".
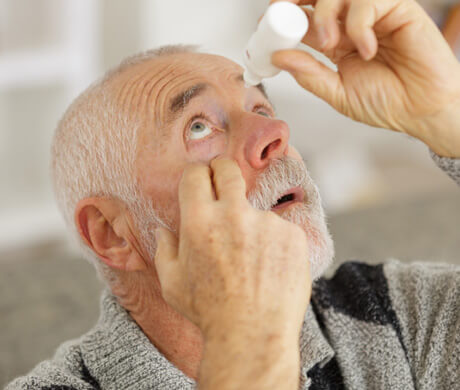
[{"left": 243, "top": 69, "right": 263, "bottom": 87}]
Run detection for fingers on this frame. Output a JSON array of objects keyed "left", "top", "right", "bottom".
[
  {"left": 346, "top": 1, "right": 379, "bottom": 60},
  {"left": 179, "top": 163, "right": 214, "bottom": 212},
  {"left": 179, "top": 159, "right": 246, "bottom": 210},
  {"left": 272, "top": 49, "right": 347, "bottom": 112},
  {"left": 210, "top": 158, "right": 247, "bottom": 203},
  {"left": 313, "top": 0, "right": 344, "bottom": 50},
  {"left": 301, "top": 7, "right": 355, "bottom": 59},
  {"left": 268, "top": 0, "right": 396, "bottom": 62}
]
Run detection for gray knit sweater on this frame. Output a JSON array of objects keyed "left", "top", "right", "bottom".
[{"left": 6, "top": 151, "right": 460, "bottom": 390}]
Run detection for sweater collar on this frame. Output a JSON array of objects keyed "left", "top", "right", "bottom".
[
  {"left": 81, "top": 290, "right": 333, "bottom": 389},
  {"left": 299, "top": 303, "right": 335, "bottom": 388}
]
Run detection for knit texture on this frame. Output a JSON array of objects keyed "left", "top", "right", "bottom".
[
  {"left": 6, "top": 151, "right": 460, "bottom": 390},
  {"left": 430, "top": 149, "right": 460, "bottom": 185}
]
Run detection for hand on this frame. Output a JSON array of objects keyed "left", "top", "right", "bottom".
[
  {"left": 270, "top": 0, "right": 460, "bottom": 157},
  {"left": 154, "top": 158, "right": 311, "bottom": 341}
]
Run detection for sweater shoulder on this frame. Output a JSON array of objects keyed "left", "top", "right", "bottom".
[
  {"left": 312, "top": 260, "right": 399, "bottom": 327},
  {"left": 5, "top": 339, "right": 99, "bottom": 390}
]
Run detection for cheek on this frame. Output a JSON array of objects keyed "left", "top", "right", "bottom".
[
  {"left": 187, "top": 134, "right": 227, "bottom": 161},
  {"left": 144, "top": 179, "right": 182, "bottom": 231},
  {"left": 137, "top": 157, "right": 182, "bottom": 222}
]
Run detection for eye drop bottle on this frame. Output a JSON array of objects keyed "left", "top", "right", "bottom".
[{"left": 243, "top": 1, "right": 309, "bottom": 86}]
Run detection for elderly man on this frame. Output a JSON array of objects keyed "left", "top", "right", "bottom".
[{"left": 7, "top": 0, "right": 460, "bottom": 389}]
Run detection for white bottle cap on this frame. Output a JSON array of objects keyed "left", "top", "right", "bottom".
[
  {"left": 266, "top": 2, "right": 309, "bottom": 39},
  {"left": 242, "top": 1, "right": 308, "bottom": 85}
]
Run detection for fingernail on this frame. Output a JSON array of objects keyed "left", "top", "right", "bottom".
[
  {"left": 358, "top": 42, "right": 372, "bottom": 61},
  {"left": 318, "top": 26, "right": 329, "bottom": 49},
  {"left": 359, "top": 30, "right": 377, "bottom": 61}
]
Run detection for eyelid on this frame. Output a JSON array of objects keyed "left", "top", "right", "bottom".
[
  {"left": 189, "top": 112, "right": 216, "bottom": 130},
  {"left": 253, "top": 102, "right": 275, "bottom": 117},
  {"left": 185, "top": 112, "right": 219, "bottom": 142}
]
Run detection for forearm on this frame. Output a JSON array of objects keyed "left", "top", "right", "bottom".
[{"left": 198, "top": 327, "right": 300, "bottom": 390}]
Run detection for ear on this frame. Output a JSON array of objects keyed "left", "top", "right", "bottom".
[{"left": 75, "top": 198, "right": 147, "bottom": 272}]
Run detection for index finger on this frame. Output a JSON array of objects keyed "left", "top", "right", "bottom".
[
  {"left": 179, "top": 163, "right": 214, "bottom": 212},
  {"left": 210, "top": 158, "right": 247, "bottom": 203}
]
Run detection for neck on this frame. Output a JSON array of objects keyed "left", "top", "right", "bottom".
[{"left": 111, "top": 271, "right": 204, "bottom": 380}]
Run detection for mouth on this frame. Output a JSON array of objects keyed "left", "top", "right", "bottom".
[{"left": 271, "top": 186, "right": 305, "bottom": 210}]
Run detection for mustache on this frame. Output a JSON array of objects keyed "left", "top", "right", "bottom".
[{"left": 247, "top": 156, "right": 313, "bottom": 211}]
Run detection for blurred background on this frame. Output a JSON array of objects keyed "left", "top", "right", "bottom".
[{"left": 0, "top": 0, "right": 459, "bottom": 386}]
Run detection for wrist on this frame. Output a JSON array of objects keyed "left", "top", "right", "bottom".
[
  {"left": 204, "top": 321, "right": 300, "bottom": 353},
  {"left": 199, "top": 329, "right": 300, "bottom": 390},
  {"left": 406, "top": 94, "right": 460, "bottom": 158}
]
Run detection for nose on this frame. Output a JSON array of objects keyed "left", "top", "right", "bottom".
[{"left": 243, "top": 116, "right": 290, "bottom": 170}]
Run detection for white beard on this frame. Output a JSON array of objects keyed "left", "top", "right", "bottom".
[
  {"left": 247, "top": 157, "right": 334, "bottom": 280},
  {"left": 131, "top": 156, "right": 334, "bottom": 281}
]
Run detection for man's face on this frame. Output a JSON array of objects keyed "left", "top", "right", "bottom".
[{"left": 114, "top": 52, "right": 333, "bottom": 279}]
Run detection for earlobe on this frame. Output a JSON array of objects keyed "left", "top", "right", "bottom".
[{"left": 74, "top": 198, "right": 147, "bottom": 272}]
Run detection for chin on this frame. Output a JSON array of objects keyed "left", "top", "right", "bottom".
[{"left": 278, "top": 202, "right": 335, "bottom": 281}]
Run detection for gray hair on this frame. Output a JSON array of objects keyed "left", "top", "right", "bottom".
[{"left": 51, "top": 44, "right": 198, "bottom": 283}]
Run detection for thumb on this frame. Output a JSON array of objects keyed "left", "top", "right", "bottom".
[
  {"left": 272, "top": 49, "right": 347, "bottom": 112},
  {"left": 154, "top": 227, "right": 182, "bottom": 302}
]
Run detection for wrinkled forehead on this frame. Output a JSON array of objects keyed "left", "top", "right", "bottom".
[
  {"left": 110, "top": 52, "right": 245, "bottom": 118},
  {"left": 155, "top": 52, "right": 244, "bottom": 77}
]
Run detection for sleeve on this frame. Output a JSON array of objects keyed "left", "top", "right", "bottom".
[
  {"left": 383, "top": 259, "right": 460, "bottom": 390},
  {"left": 5, "top": 341, "right": 98, "bottom": 390},
  {"left": 5, "top": 363, "right": 95, "bottom": 390},
  {"left": 430, "top": 150, "right": 460, "bottom": 186}
]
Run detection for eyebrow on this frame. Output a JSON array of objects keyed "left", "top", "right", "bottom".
[
  {"left": 169, "top": 83, "right": 208, "bottom": 114},
  {"left": 166, "top": 74, "right": 273, "bottom": 122}
]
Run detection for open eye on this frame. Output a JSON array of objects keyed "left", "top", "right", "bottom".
[{"left": 189, "top": 121, "right": 213, "bottom": 140}]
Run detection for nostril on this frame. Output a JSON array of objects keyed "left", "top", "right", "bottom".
[{"left": 261, "top": 139, "right": 281, "bottom": 160}]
